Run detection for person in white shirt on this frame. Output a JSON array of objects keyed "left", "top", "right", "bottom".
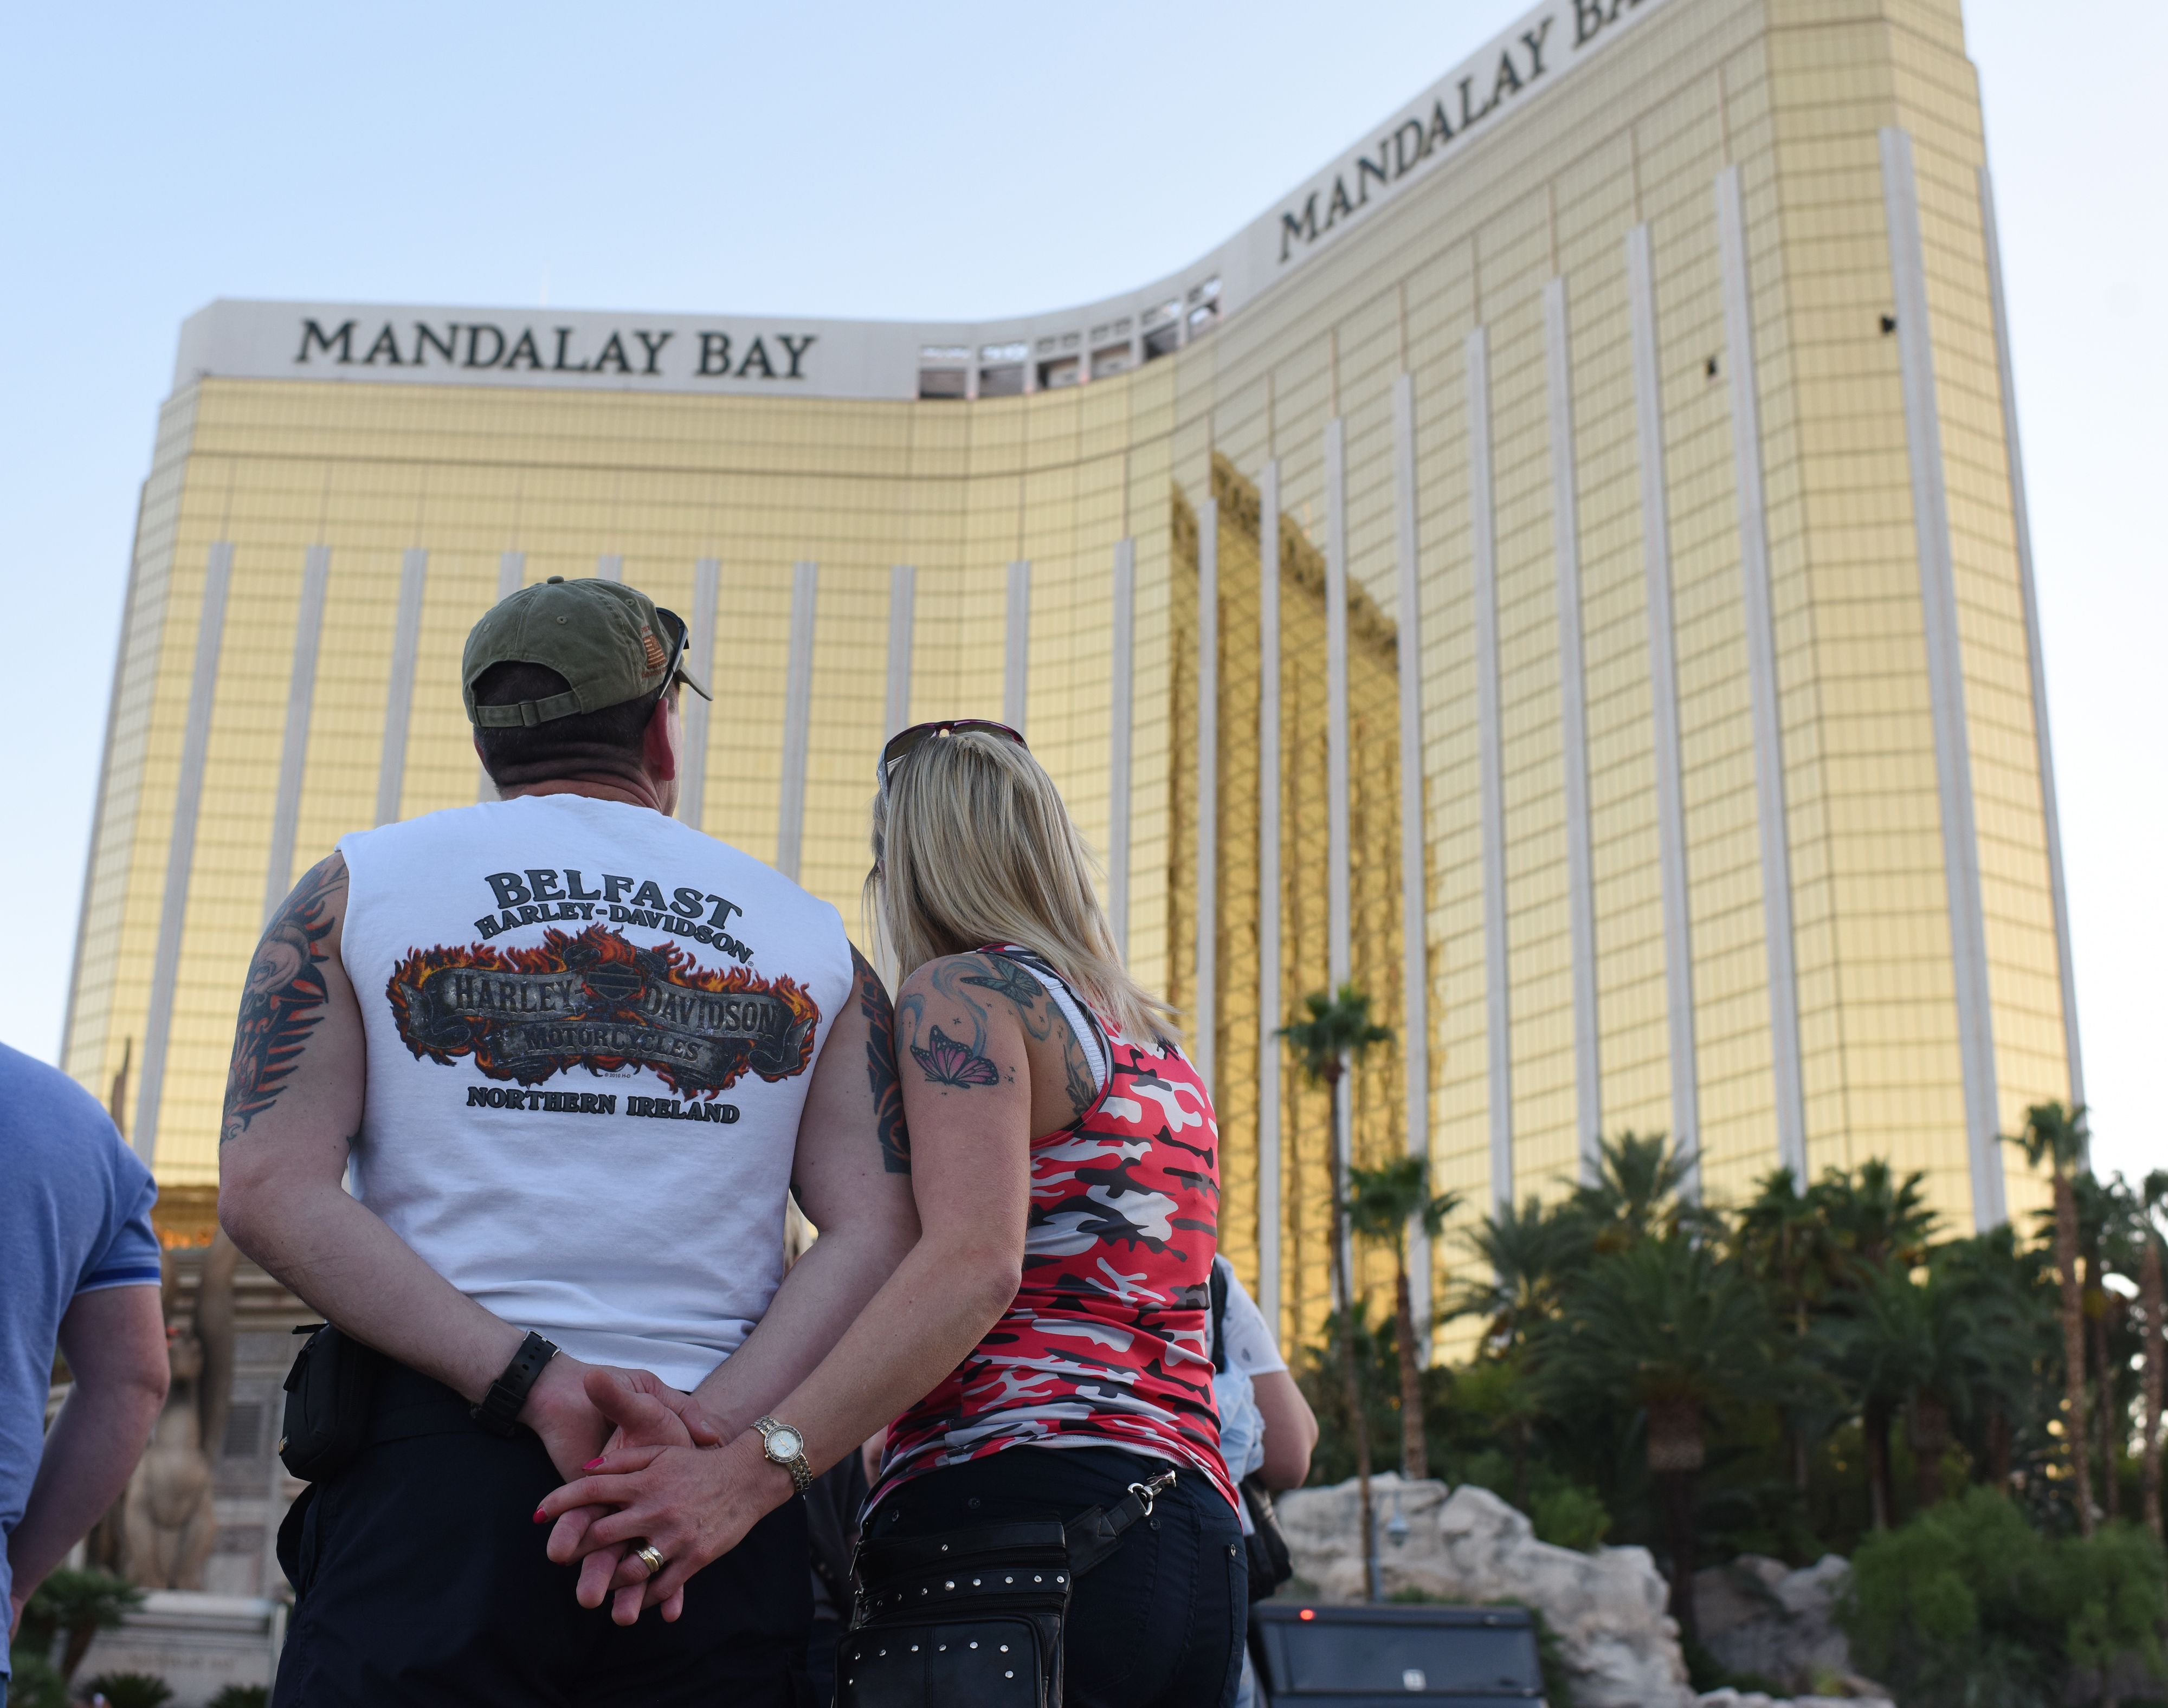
[
  {"left": 220, "top": 578, "right": 918, "bottom": 1706},
  {"left": 1211, "top": 1253, "right": 1318, "bottom": 1708}
]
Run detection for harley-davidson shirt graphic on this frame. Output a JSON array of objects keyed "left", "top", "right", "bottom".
[
  {"left": 389, "top": 927, "right": 820, "bottom": 1097},
  {"left": 334, "top": 793, "right": 854, "bottom": 1388}
]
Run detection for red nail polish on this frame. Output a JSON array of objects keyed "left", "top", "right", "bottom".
[
  {"left": 584, "top": 1457, "right": 605, "bottom": 1470},
  {"left": 533, "top": 1507, "right": 548, "bottom": 1523}
]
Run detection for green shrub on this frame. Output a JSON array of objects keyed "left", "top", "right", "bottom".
[
  {"left": 2061, "top": 1521, "right": 2167, "bottom": 1697},
  {"left": 1531, "top": 1481, "right": 1611, "bottom": 1552},
  {"left": 208, "top": 1687, "right": 271, "bottom": 1708},
  {"left": 80, "top": 1672, "right": 175, "bottom": 1708},
  {"left": 3, "top": 1648, "right": 69, "bottom": 1708},
  {"left": 18, "top": 1568, "right": 143, "bottom": 1682},
  {"left": 1842, "top": 1490, "right": 2168, "bottom": 1707}
]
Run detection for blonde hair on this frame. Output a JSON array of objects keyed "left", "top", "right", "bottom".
[{"left": 869, "top": 730, "right": 1177, "bottom": 1045}]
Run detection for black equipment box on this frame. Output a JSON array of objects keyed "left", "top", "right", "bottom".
[{"left": 1250, "top": 1602, "right": 1546, "bottom": 1705}]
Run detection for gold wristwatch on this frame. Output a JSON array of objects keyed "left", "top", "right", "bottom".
[{"left": 753, "top": 1415, "right": 813, "bottom": 1496}]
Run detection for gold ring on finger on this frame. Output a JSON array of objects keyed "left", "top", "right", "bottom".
[{"left": 635, "top": 1543, "right": 665, "bottom": 1577}]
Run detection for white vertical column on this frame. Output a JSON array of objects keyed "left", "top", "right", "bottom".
[
  {"left": 1256, "top": 464, "right": 1284, "bottom": 1335},
  {"left": 1467, "top": 330, "right": 1514, "bottom": 1213},
  {"left": 1390, "top": 376, "right": 1434, "bottom": 1345},
  {"left": 1717, "top": 165, "right": 1809, "bottom": 1185},
  {"left": 1881, "top": 127, "right": 2003, "bottom": 1229},
  {"left": 134, "top": 542, "right": 233, "bottom": 1164},
  {"left": 777, "top": 561, "right": 819, "bottom": 883},
  {"left": 478, "top": 551, "right": 526, "bottom": 804},
  {"left": 375, "top": 548, "right": 428, "bottom": 826},
  {"left": 264, "top": 545, "right": 331, "bottom": 919},
  {"left": 1627, "top": 225, "right": 1702, "bottom": 1196},
  {"left": 1196, "top": 500, "right": 1219, "bottom": 1091},
  {"left": 678, "top": 558, "right": 720, "bottom": 828},
  {"left": 1005, "top": 560, "right": 1031, "bottom": 733},
  {"left": 1980, "top": 163, "right": 2085, "bottom": 1112},
  {"left": 1544, "top": 280, "right": 1603, "bottom": 1184},
  {"left": 1107, "top": 541, "right": 1136, "bottom": 951},
  {"left": 885, "top": 565, "right": 917, "bottom": 739},
  {"left": 1322, "top": 418, "right": 1356, "bottom": 1290},
  {"left": 61, "top": 501, "right": 146, "bottom": 1070},
  {"left": 595, "top": 554, "right": 623, "bottom": 582}
]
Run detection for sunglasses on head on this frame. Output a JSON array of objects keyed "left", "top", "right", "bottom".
[{"left": 877, "top": 719, "right": 1028, "bottom": 790}]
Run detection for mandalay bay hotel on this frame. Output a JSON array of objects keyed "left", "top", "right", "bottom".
[{"left": 68, "top": 0, "right": 2082, "bottom": 1356}]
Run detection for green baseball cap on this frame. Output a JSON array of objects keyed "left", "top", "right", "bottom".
[{"left": 463, "top": 576, "right": 711, "bottom": 727}]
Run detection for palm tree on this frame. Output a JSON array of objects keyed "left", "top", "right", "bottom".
[
  {"left": 18, "top": 1568, "right": 144, "bottom": 1683},
  {"left": 1814, "top": 1159, "right": 1938, "bottom": 1286},
  {"left": 1737, "top": 1167, "right": 1835, "bottom": 1494},
  {"left": 1451, "top": 1194, "right": 1588, "bottom": 1352},
  {"left": 1821, "top": 1259, "right": 1984, "bottom": 1519},
  {"left": 1935, "top": 1225, "right": 2057, "bottom": 1492},
  {"left": 1282, "top": 984, "right": 1393, "bottom": 1599},
  {"left": 1448, "top": 1348, "right": 1545, "bottom": 1513},
  {"left": 2010, "top": 1101, "right": 2095, "bottom": 1536},
  {"left": 1346, "top": 1155, "right": 1460, "bottom": 1480},
  {"left": 2074, "top": 1171, "right": 2134, "bottom": 1523},
  {"left": 1540, "top": 1234, "right": 1780, "bottom": 1641},
  {"left": 1571, "top": 1130, "right": 1709, "bottom": 1252},
  {"left": 2142, "top": 1170, "right": 2167, "bottom": 1541}
]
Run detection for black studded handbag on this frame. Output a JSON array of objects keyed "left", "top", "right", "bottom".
[{"left": 835, "top": 1468, "right": 1175, "bottom": 1708}]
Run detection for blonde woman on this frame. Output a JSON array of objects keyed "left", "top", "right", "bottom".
[
  {"left": 856, "top": 718, "right": 1243, "bottom": 1706},
  {"left": 541, "top": 719, "right": 1242, "bottom": 1705}
]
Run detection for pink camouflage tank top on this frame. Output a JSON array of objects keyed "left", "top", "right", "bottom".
[{"left": 873, "top": 947, "right": 1236, "bottom": 1511}]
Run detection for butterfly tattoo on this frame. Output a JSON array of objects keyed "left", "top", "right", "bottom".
[{"left": 911, "top": 1025, "right": 1001, "bottom": 1088}]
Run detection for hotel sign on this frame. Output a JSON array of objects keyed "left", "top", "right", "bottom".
[
  {"left": 169, "top": 298, "right": 921, "bottom": 400},
  {"left": 292, "top": 318, "right": 817, "bottom": 383},
  {"left": 1271, "top": 0, "right": 1672, "bottom": 266}
]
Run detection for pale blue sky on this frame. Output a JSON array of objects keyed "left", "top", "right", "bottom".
[{"left": 2, "top": 1, "right": 2158, "bottom": 1189}]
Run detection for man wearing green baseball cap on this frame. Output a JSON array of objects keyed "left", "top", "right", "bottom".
[
  {"left": 462, "top": 575, "right": 711, "bottom": 800},
  {"left": 219, "top": 575, "right": 917, "bottom": 1705}
]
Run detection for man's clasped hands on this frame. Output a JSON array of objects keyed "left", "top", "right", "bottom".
[{"left": 518, "top": 1356, "right": 795, "bottom": 1627}]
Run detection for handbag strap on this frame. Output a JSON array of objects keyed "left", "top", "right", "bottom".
[
  {"left": 855, "top": 1466, "right": 1179, "bottom": 1600},
  {"left": 1063, "top": 1468, "right": 1178, "bottom": 1578}
]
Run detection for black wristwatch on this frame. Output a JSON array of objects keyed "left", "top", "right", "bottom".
[{"left": 471, "top": 1331, "right": 559, "bottom": 1438}]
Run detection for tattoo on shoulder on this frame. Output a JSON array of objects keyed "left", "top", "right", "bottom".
[
  {"left": 221, "top": 855, "right": 345, "bottom": 1144},
  {"left": 959, "top": 957, "right": 1045, "bottom": 1010},
  {"left": 973, "top": 953, "right": 1098, "bottom": 1121},
  {"left": 893, "top": 952, "right": 1098, "bottom": 1119},
  {"left": 851, "top": 948, "right": 910, "bottom": 1175}
]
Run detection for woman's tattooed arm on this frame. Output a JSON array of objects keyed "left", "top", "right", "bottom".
[
  {"left": 851, "top": 947, "right": 911, "bottom": 1174},
  {"left": 895, "top": 952, "right": 1100, "bottom": 1121},
  {"left": 221, "top": 854, "right": 347, "bottom": 1145}
]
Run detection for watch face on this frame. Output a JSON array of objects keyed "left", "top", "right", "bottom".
[{"left": 766, "top": 1425, "right": 804, "bottom": 1463}]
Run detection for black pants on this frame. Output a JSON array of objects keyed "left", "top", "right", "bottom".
[
  {"left": 864, "top": 1447, "right": 1246, "bottom": 1708},
  {"left": 274, "top": 1361, "right": 811, "bottom": 1707}
]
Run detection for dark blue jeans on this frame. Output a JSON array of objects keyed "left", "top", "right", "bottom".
[
  {"left": 275, "top": 1360, "right": 811, "bottom": 1707},
  {"left": 866, "top": 1447, "right": 1246, "bottom": 1708}
]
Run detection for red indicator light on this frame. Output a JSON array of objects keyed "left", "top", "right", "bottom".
[{"left": 1298, "top": 1608, "right": 1315, "bottom": 1621}]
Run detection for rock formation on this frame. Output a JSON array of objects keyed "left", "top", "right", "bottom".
[
  {"left": 1275, "top": 1477, "right": 1895, "bottom": 1708},
  {"left": 1692, "top": 1554, "right": 1894, "bottom": 1704},
  {"left": 1276, "top": 1475, "right": 1698, "bottom": 1708}
]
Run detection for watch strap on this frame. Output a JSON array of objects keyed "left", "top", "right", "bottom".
[
  {"left": 754, "top": 1414, "right": 814, "bottom": 1496},
  {"left": 472, "top": 1331, "right": 558, "bottom": 1438}
]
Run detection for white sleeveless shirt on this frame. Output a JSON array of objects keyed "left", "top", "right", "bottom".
[{"left": 337, "top": 793, "right": 854, "bottom": 1390}]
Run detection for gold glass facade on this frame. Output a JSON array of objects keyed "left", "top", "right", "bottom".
[{"left": 68, "top": 0, "right": 2076, "bottom": 1350}]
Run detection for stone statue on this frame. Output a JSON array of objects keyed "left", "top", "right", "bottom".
[{"left": 119, "top": 1235, "right": 237, "bottom": 1589}]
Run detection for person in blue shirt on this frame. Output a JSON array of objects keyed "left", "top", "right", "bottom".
[{"left": 3, "top": 1041, "right": 172, "bottom": 1706}]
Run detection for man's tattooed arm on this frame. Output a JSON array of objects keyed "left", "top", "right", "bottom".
[
  {"left": 221, "top": 853, "right": 346, "bottom": 1145},
  {"left": 851, "top": 947, "right": 910, "bottom": 1174}
]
